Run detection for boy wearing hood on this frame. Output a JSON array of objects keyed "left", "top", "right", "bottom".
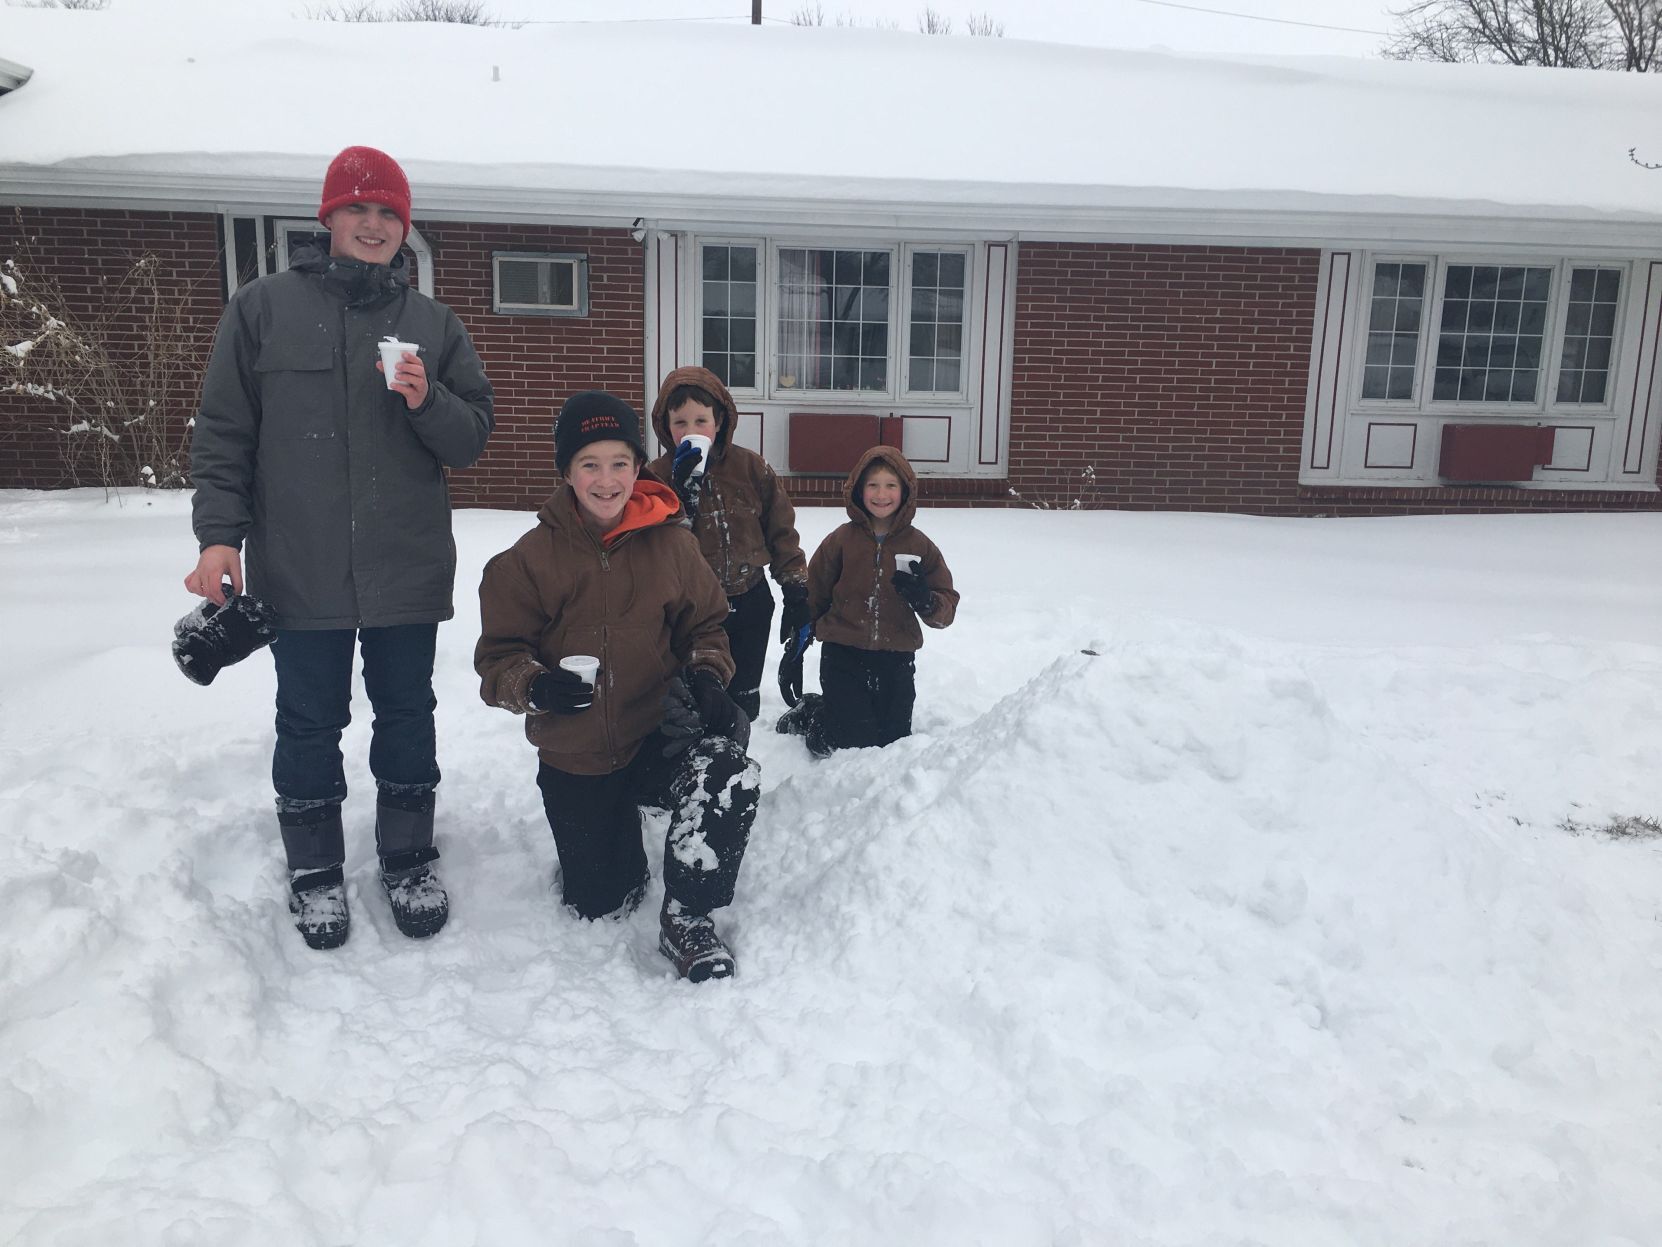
[
  {"left": 474, "top": 391, "right": 758, "bottom": 982},
  {"left": 777, "top": 446, "right": 960, "bottom": 756},
  {"left": 645, "top": 366, "right": 808, "bottom": 722}
]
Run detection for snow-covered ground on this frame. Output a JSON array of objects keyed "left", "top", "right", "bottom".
[{"left": 1, "top": 489, "right": 1659, "bottom": 1246}]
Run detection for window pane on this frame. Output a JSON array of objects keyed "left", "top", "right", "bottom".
[
  {"left": 498, "top": 260, "right": 540, "bottom": 305},
  {"left": 702, "top": 245, "right": 759, "bottom": 390},
  {"left": 1556, "top": 266, "right": 1620, "bottom": 405},
  {"left": 905, "top": 249, "right": 969, "bottom": 393},
  {"left": 1361, "top": 261, "right": 1425, "bottom": 400},
  {"left": 1434, "top": 264, "right": 1551, "bottom": 405},
  {"left": 775, "top": 247, "right": 893, "bottom": 392}
]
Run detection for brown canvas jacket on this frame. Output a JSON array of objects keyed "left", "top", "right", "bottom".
[
  {"left": 808, "top": 446, "right": 959, "bottom": 653},
  {"left": 646, "top": 366, "right": 807, "bottom": 597},
  {"left": 474, "top": 479, "right": 734, "bottom": 776}
]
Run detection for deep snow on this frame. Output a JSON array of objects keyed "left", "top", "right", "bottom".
[{"left": 1, "top": 490, "right": 1660, "bottom": 1246}]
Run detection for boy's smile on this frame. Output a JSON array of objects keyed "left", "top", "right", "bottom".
[
  {"left": 861, "top": 466, "right": 903, "bottom": 523},
  {"left": 324, "top": 202, "right": 404, "bottom": 265},
  {"left": 568, "top": 439, "right": 640, "bottom": 533}
]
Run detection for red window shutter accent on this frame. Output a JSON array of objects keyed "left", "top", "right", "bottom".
[
  {"left": 788, "top": 413, "right": 905, "bottom": 474},
  {"left": 1437, "top": 424, "right": 1555, "bottom": 483}
]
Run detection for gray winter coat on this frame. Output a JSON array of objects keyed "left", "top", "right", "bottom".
[{"left": 191, "top": 247, "right": 494, "bottom": 629}]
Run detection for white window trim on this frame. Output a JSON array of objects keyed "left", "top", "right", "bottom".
[
  {"left": 1302, "top": 248, "right": 1662, "bottom": 490},
  {"left": 691, "top": 234, "right": 976, "bottom": 405},
  {"left": 491, "top": 251, "right": 589, "bottom": 317}
]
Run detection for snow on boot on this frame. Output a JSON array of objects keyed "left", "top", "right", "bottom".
[
  {"left": 380, "top": 846, "right": 449, "bottom": 939},
  {"left": 289, "top": 866, "right": 350, "bottom": 950},
  {"left": 659, "top": 899, "right": 735, "bottom": 982}
]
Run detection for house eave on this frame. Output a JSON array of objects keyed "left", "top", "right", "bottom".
[{"left": 3, "top": 165, "right": 1661, "bottom": 257}]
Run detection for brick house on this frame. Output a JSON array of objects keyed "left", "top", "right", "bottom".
[{"left": 3, "top": 12, "right": 1661, "bottom": 515}]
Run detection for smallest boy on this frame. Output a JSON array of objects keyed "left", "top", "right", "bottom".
[{"left": 777, "top": 447, "right": 959, "bottom": 756}]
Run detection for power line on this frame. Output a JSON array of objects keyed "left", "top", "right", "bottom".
[{"left": 1126, "top": 0, "right": 1391, "bottom": 37}]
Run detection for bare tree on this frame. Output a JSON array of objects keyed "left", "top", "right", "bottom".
[
  {"left": 308, "top": 0, "right": 499, "bottom": 23},
  {"left": 6, "top": 0, "right": 113, "bottom": 8},
  {"left": 1386, "top": 0, "right": 1660, "bottom": 69},
  {"left": 965, "top": 11, "right": 1004, "bottom": 36},
  {"left": 917, "top": 6, "right": 952, "bottom": 34},
  {"left": 2, "top": 224, "right": 213, "bottom": 489},
  {"left": 790, "top": 2, "right": 826, "bottom": 24}
]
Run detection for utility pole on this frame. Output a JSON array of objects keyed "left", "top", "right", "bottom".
[{"left": 752, "top": 0, "right": 761, "bottom": 24}]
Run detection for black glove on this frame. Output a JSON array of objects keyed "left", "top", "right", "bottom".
[
  {"left": 778, "top": 582, "right": 810, "bottom": 644},
  {"left": 528, "top": 665, "right": 595, "bottom": 715},
  {"left": 689, "top": 668, "right": 744, "bottom": 741},
  {"left": 671, "top": 440, "right": 705, "bottom": 523},
  {"left": 891, "top": 569, "right": 934, "bottom": 616},
  {"left": 778, "top": 623, "right": 813, "bottom": 708},
  {"left": 659, "top": 675, "right": 703, "bottom": 757}
]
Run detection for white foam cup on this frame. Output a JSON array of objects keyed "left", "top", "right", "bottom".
[
  {"left": 680, "top": 433, "right": 714, "bottom": 478},
  {"left": 895, "top": 553, "right": 922, "bottom": 574},
  {"left": 558, "top": 654, "right": 600, "bottom": 689},
  {"left": 378, "top": 339, "right": 419, "bottom": 390}
]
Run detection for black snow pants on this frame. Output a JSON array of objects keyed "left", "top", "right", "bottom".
[
  {"left": 816, "top": 640, "right": 917, "bottom": 753},
  {"left": 722, "top": 578, "right": 775, "bottom": 723},
  {"left": 536, "top": 731, "right": 759, "bottom": 920}
]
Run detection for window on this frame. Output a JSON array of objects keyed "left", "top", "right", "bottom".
[
  {"left": 493, "top": 252, "right": 588, "bottom": 316},
  {"left": 695, "top": 239, "right": 972, "bottom": 399},
  {"left": 907, "top": 250, "right": 967, "bottom": 393},
  {"left": 1358, "top": 257, "right": 1624, "bottom": 412},
  {"left": 702, "top": 244, "right": 758, "bottom": 389}
]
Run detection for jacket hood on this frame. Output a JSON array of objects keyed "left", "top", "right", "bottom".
[
  {"left": 842, "top": 445, "right": 919, "bottom": 532},
  {"left": 290, "top": 243, "right": 408, "bottom": 307},
  {"left": 649, "top": 366, "right": 740, "bottom": 461},
  {"left": 537, "top": 476, "right": 682, "bottom": 547}
]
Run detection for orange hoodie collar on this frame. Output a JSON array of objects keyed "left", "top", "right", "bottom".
[{"left": 601, "top": 477, "right": 681, "bottom": 547}]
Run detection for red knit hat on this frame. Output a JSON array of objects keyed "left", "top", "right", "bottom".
[{"left": 317, "top": 146, "right": 411, "bottom": 235}]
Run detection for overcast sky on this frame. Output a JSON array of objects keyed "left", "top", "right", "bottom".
[{"left": 31, "top": 0, "right": 1399, "bottom": 58}]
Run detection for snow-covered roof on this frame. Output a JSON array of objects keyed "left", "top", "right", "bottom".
[{"left": 3, "top": 10, "right": 1661, "bottom": 250}]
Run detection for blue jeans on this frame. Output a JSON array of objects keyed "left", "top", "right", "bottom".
[{"left": 271, "top": 624, "right": 441, "bottom": 810}]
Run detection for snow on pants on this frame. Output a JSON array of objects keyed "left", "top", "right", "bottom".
[
  {"left": 819, "top": 640, "right": 916, "bottom": 752},
  {"left": 722, "top": 578, "right": 775, "bottom": 723},
  {"left": 535, "top": 731, "right": 760, "bottom": 920}
]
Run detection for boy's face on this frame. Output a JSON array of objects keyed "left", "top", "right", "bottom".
[
  {"left": 567, "top": 439, "right": 640, "bottom": 530},
  {"left": 860, "top": 464, "right": 903, "bottom": 522},
  {"left": 667, "top": 399, "right": 719, "bottom": 445},
  {"left": 323, "top": 201, "right": 405, "bottom": 265}
]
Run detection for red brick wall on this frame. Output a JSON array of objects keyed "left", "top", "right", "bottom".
[
  {"left": 0, "top": 208, "right": 223, "bottom": 489},
  {"left": 419, "top": 222, "right": 642, "bottom": 509},
  {"left": 1008, "top": 241, "right": 1662, "bottom": 515}
]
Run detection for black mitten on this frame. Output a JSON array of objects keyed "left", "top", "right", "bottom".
[
  {"left": 778, "top": 624, "right": 812, "bottom": 707},
  {"left": 689, "top": 668, "right": 746, "bottom": 743},
  {"left": 172, "top": 588, "right": 277, "bottom": 686},
  {"left": 659, "top": 675, "right": 703, "bottom": 757},
  {"left": 528, "top": 665, "right": 595, "bottom": 715},
  {"left": 891, "top": 569, "right": 934, "bottom": 616},
  {"left": 778, "top": 582, "right": 810, "bottom": 644}
]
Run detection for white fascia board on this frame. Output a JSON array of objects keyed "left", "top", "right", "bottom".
[
  {"left": 4, "top": 165, "right": 1662, "bottom": 256},
  {"left": 0, "top": 57, "right": 32, "bottom": 93}
]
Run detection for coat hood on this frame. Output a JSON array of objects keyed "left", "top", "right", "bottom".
[
  {"left": 290, "top": 243, "right": 409, "bottom": 307},
  {"left": 537, "top": 476, "right": 682, "bottom": 548},
  {"left": 649, "top": 365, "right": 741, "bottom": 461},
  {"left": 842, "top": 445, "right": 919, "bottom": 533}
]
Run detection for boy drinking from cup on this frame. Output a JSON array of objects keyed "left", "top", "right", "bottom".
[
  {"left": 646, "top": 366, "right": 809, "bottom": 723},
  {"left": 776, "top": 447, "right": 959, "bottom": 757},
  {"left": 474, "top": 391, "right": 757, "bottom": 981}
]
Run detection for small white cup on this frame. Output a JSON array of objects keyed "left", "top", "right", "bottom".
[
  {"left": 378, "top": 339, "right": 419, "bottom": 390},
  {"left": 679, "top": 433, "right": 713, "bottom": 479},
  {"left": 559, "top": 654, "right": 600, "bottom": 689},
  {"left": 894, "top": 553, "right": 921, "bottom": 574}
]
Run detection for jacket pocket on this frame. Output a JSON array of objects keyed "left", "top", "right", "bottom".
[{"left": 254, "top": 343, "right": 338, "bottom": 439}]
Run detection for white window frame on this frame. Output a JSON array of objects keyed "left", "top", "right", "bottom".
[
  {"left": 492, "top": 251, "right": 589, "bottom": 317},
  {"left": 691, "top": 235, "right": 975, "bottom": 406},
  {"left": 1352, "top": 253, "right": 1630, "bottom": 419}
]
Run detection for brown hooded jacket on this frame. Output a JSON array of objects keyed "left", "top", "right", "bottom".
[
  {"left": 807, "top": 446, "right": 959, "bottom": 652},
  {"left": 645, "top": 366, "right": 807, "bottom": 598},
  {"left": 474, "top": 477, "right": 734, "bottom": 775}
]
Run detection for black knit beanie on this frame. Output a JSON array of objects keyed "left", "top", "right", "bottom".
[{"left": 554, "top": 391, "right": 646, "bottom": 474}]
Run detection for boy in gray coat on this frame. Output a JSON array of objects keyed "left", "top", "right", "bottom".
[{"left": 183, "top": 145, "right": 494, "bottom": 950}]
